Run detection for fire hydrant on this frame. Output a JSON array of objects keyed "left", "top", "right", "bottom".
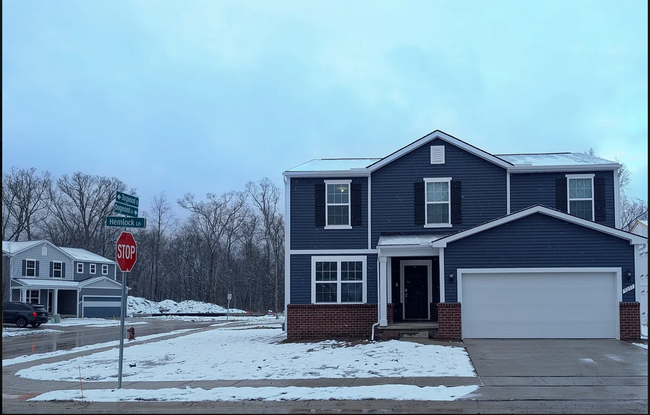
[{"left": 127, "top": 326, "right": 135, "bottom": 341}]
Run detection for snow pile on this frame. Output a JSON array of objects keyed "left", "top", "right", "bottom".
[{"left": 127, "top": 296, "right": 246, "bottom": 316}]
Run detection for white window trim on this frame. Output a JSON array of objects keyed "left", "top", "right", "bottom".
[
  {"left": 311, "top": 255, "right": 367, "bottom": 304},
  {"left": 102, "top": 264, "right": 109, "bottom": 275},
  {"left": 566, "top": 174, "right": 595, "bottom": 221},
  {"left": 52, "top": 261, "right": 63, "bottom": 279},
  {"left": 25, "top": 259, "right": 37, "bottom": 277},
  {"left": 324, "top": 179, "right": 352, "bottom": 230},
  {"left": 77, "top": 263, "right": 84, "bottom": 274},
  {"left": 26, "top": 289, "right": 40, "bottom": 304},
  {"left": 430, "top": 145, "right": 445, "bottom": 164},
  {"left": 423, "top": 177, "right": 453, "bottom": 228},
  {"left": 89, "top": 263, "right": 96, "bottom": 274}
]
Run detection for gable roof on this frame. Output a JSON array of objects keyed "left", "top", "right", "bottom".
[
  {"left": 60, "top": 247, "right": 115, "bottom": 264},
  {"left": 429, "top": 205, "right": 647, "bottom": 248},
  {"left": 2, "top": 240, "right": 75, "bottom": 260},
  {"left": 283, "top": 129, "right": 619, "bottom": 176}
]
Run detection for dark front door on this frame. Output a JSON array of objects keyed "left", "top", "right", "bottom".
[{"left": 403, "top": 264, "right": 429, "bottom": 319}]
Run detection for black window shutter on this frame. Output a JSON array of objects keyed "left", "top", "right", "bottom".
[
  {"left": 50, "top": 262, "right": 53, "bottom": 277},
  {"left": 62, "top": 262, "right": 66, "bottom": 278},
  {"left": 35, "top": 261, "right": 40, "bottom": 277},
  {"left": 22, "top": 260, "right": 26, "bottom": 276},
  {"left": 451, "top": 180, "right": 462, "bottom": 224},
  {"left": 555, "top": 178, "right": 568, "bottom": 212},
  {"left": 414, "top": 182, "right": 425, "bottom": 225},
  {"left": 351, "top": 182, "right": 362, "bottom": 226},
  {"left": 594, "top": 177, "right": 606, "bottom": 221},
  {"left": 315, "top": 183, "right": 326, "bottom": 227}
]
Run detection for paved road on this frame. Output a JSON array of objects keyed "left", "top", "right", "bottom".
[{"left": 2, "top": 320, "right": 648, "bottom": 414}]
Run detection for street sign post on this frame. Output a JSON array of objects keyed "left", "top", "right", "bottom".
[{"left": 116, "top": 231, "right": 137, "bottom": 390}]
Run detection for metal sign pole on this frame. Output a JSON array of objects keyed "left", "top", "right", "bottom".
[{"left": 118, "top": 271, "right": 126, "bottom": 388}]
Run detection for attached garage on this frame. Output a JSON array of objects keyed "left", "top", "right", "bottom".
[
  {"left": 459, "top": 268, "right": 620, "bottom": 339},
  {"left": 81, "top": 295, "right": 122, "bottom": 318}
]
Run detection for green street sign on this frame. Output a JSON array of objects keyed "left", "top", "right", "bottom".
[
  {"left": 106, "top": 216, "right": 147, "bottom": 228},
  {"left": 116, "top": 191, "right": 139, "bottom": 208},
  {"left": 113, "top": 202, "right": 138, "bottom": 217}
]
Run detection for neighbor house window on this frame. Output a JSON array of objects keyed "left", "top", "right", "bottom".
[
  {"left": 102, "top": 264, "right": 109, "bottom": 275},
  {"left": 567, "top": 174, "right": 594, "bottom": 220},
  {"left": 77, "top": 263, "right": 84, "bottom": 273},
  {"left": 90, "top": 264, "right": 96, "bottom": 274},
  {"left": 25, "top": 259, "right": 36, "bottom": 277},
  {"left": 26, "top": 290, "right": 40, "bottom": 304},
  {"left": 53, "top": 261, "right": 63, "bottom": 278},
  {"left": 325, "top": 180, "right": 351, "bottom": 229},
  {"left": 311, "top": 256, "right": 366, "bottom": 303},
  {"left": 424, "top": 178, "right": 452, "bottom": 227}
]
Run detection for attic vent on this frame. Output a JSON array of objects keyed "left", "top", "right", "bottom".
[
  {"left": 430, "top": 145, "right": 445, "bottom": 164},
  {"left": 42, "top": 245, "right": 47, "bottom": 256}
]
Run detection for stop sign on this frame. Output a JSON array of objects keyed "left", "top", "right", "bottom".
[{"left": 116, "top": 231, "right": 137, "bottom": 272}]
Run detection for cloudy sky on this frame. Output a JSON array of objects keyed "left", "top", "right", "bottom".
[{"left": 2, "top": 0, "right": 647, "bottom": 216}]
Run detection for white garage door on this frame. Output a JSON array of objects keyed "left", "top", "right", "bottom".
[{"left": 459, "top": 268, "right": 620, "bottom": 339}]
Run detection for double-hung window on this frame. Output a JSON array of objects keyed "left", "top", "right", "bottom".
[
  {"left": 25, "top": 259, "right": 36, "bottom": 277},
  {"left": 312, "top": 256, "right": 366, "bottom": 303},
  {"left": 424, "top": 178, "right": 452, "bottom": 227},
  {"left": 53, "top": 261, "right": 63, "bottom": 278},
  {"left": 90, "top": 264, "right": 96, "bottom": 274},
  {"left": 102, "top": 264, "right": 109, "bottom": 275},
  {"left": 325, "top": 180, "right": 351, "bottom": 229},
  {"left": 567, "top": 174, "right": 594, "bottom": 220},
  {"left": 77, "top": 263, "right": 84, "bottom": 274}
]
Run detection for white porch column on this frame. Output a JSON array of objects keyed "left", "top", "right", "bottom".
[
  {"left": 378, "top": 256, "right": 388, "bottom": 326},
  {"left": 53, "top": 289, "right": 59, "bottom": 315}
]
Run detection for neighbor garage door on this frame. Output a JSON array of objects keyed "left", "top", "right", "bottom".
[
  {"left": 82, "top": 296, "right": 122, "bottom": 318},
  {"left": 459, "top": 269, "right": 619, "bottom": 339}
]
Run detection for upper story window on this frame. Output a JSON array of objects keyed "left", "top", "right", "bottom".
[
  {"left": 52, "top": 261, "right": 63, "bottom": 278},
  {"left": 424, "top": 178, "right": 452, "bottom": 227},
  {"left": 90, "top": 264, "right": 96, "bottom": 274},
  {"left": 312, "top": 256, "right": 366, "bottom": 303},
  {"left": 77, "top": 263, "right": 84, "bottom": 274},
  {"left": 24, "top": 259, "right": 37, "bottom": 277},
  {"left": 567, "top": 174, "right": 594, "bottom": 220},
  {"left": 325, "top": 180, "right": 352, "bottom": 229},
  {"left": 102, "top": 264, "right": 109, "bottom": 275}
]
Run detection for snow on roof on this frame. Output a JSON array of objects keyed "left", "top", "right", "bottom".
[
  {"left": 496, "top": 152, "right": 617, "bottom": 167},
  {"left": 60, "top": 247, "right": 115, "bottom": 264},
  {"left": 377, "top": 233, "right": 448, "bottom": 246},
  {"left": 14, "top": 278, "right": 81, "bottom": 289},
  {"left": 286, "top": 158, "right": 381, "bottom": 172},
  {"left": 2, "top": 240, "right": 44, "bottom": 254}
]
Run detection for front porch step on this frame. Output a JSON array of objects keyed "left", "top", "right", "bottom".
[{"left": 400, "top": 331, "right": 429, "bottom": 339}]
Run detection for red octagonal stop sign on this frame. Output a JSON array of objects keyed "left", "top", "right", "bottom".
[{"left": 116, "top": 231, "right": 137, "bottom": 272}]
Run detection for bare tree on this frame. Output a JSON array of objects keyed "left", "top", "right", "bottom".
[
  {"left": 44, "top": 172, "right": 132, "bottom": 252},
  {"left": 2, "top": 167, "right": 52, "bottom": 241},
  {"left": 246, "top": 178, "right": 284, "bottom": 313}
]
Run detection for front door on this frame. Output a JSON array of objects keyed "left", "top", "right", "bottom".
[{"left": 401, "top": 260, "right": 431, "bottom": 320}]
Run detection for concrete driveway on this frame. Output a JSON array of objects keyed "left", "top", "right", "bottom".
[{"left": 461, "top": 338, "right": 648, "bottom": 410}]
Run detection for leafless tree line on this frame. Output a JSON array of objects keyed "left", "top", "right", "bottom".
[{"left": 2, "top": 168, "right": 284, "bottom": 313}]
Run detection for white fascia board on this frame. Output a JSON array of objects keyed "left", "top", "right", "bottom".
[
  {"left": 282, "top": 170, "right": 370, "bottom": 178},
  {"left": 367, "top": 130, "right": 512, "bottom": 172},
  {"left": 79, "top": 276, "right": 122, "bottom": 289},
  {"left": 507, "top": 164, "right": 620, "bottom": 173},
  {"left": 378, "top": 245, "right": 439, "bottom": 258},
  {"left": 430, "top": 205, "right": 648, "bottom": 248}
]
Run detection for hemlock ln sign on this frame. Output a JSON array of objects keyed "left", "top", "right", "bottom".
[{"left": 106, "top": 216, "right": 147, "bottom": 228}]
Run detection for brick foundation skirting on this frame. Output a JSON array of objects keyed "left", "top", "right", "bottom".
[
  {"left": 620, "top": 302, "right": 641, "bottom": 341},
  {"left": 286, "top": 304, "right": 378, "bottom": 341},
  {"left": 437, "top": 302, "right": 462, "bottom": 341}
]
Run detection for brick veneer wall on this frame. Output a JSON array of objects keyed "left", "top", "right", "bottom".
[
  {"left": 438, "top": 302, "right": 461, "bottom": 340},
  {"left": 620, "top": 302, "right": 641, "bottom": 340},
  {"left": 286, "top": 304, "right": 378, "bottom": 341}
]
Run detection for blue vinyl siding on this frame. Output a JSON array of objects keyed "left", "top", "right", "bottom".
[
  {"left": 371, "top": 138, "right": 507, "bottom": 247},
  {"left": 290, "top": 177, "right": 369, "bottom": 250},
  {"left": 443, "top": 213, "right": 636, "bottom": 302},
  {"left": 289, "top": 254, "right": 378, "bottom": 304},
  {"left": 510, "top": 171, "right": 616, "bottom": 227}
]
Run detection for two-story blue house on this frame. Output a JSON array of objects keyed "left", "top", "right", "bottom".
[
  {"left": 2, "top": 240, "right": 124, "bottom": 318},
  {"left": 283, "top": 130, "right": 647, "bottom": 342}
]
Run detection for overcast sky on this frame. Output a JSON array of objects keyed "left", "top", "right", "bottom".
[{"left": 3, "top": 1, "right": 647, "bottom": 217}]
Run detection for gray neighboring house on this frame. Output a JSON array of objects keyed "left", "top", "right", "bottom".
[{"left": 2, "top": 240, "right": 124, "bottom": 318}]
